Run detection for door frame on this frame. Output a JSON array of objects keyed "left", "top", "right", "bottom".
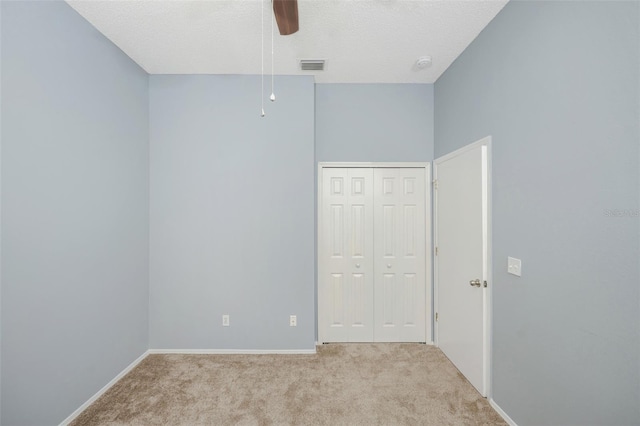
[
  {"left": 433, "top": 137, "right": 492, "bottom": 397},
  {"left": 317, "top": 162, "right": 433, "bottom": 344}
]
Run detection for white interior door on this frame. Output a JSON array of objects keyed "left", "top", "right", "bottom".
[
  {"left": 373, "top": 168, "right": 427, "bottom": 342},
  {"left": 320, "top": 168, "right": 374, "bottom": 342},
  {"left": 434, "top": 141, "right": 489, "bottom": 396}
]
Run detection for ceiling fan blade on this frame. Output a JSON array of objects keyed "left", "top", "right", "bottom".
[{"left": 272, "top": 0, "right": 299, "bottom": 35}]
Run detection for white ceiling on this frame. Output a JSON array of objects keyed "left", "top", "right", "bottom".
[{"left": 66, "top": 0, "right": 508, "bottom": 84}]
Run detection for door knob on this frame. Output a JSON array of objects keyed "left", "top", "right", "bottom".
[
  {"left": 469, "top": 279, "right": 482, "bottom": 287},
  {"left": 355, "top": 263, "right": 361, "bottom": 268},
  {"left": 387, "top": 264, "right": 392, "bottom": 268}
]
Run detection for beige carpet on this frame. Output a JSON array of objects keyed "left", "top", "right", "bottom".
[{"left": 71, "top": 344, "right": 506, "bottom": 425}]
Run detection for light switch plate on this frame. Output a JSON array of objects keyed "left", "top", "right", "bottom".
[{"left": 507, "top": 257, "right": 522, "bottom": 277}]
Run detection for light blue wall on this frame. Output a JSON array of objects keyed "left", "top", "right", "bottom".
[
  {"left": 316, "top": 84, "right": 434, "bottom": 162},
  {"left": 435, "top": 1, "right": 639, "bottom": 425},
  {"left": 0, "top": 3, "right": 3, "bottom": 423},
  {"left": 1, "top": 2, "right": 149, "bottom": 425},
  {"left": 149, "top": 75, "right": 315, "bottom": 350}
]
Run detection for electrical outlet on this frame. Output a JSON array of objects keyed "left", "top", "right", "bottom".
[
  {"left": 289, "top": 315, "right": 297, "bottom": 327},
  {"left": 222, "top": 314, "right": 230, "bottom": 327}
]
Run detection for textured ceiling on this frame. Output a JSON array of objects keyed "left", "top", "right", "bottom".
[{"left": 66, "top": 0, "right": 508, "bottom": 83}]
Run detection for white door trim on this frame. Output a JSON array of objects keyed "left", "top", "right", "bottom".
[
  {"left": 318, "top": 162, "right": 430, "bottom": 169},
  {"left": 433, "top": 136, "right": 492, "bottom": 397},
  {"left": 317, "top": 162, "right": 432, "bottom": 344}
]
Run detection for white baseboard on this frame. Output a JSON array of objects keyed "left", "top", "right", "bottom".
[
  {"left": 148, "top": 348, "right": 316, "bottom": 355},
  {"left": 489, "top": 398, "right": 518, "bottom": 426},
  {"left": 59, "top": 350, "right": 149, "bottom": 426}
]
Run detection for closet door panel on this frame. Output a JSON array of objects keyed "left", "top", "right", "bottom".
[
  {"left": 373, "top": 168, "right": 427, "bottom": 342},
  {"left": 321, "top": 166, "right": 427, "bottom": 343},
  {"left": 320, "top": 168, "right": 373, "bottom": 342}
]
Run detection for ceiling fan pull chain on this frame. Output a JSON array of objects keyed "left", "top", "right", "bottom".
[
  {"left": 260, "top": 0, "right": 265, "bottom": 117},
  {"left": 270, "top": 5, "right": 276, "bottom": 103}
]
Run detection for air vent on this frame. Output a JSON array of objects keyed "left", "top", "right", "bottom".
[{"left": 300, "top": 59, "right": 326, "bottom": 71}]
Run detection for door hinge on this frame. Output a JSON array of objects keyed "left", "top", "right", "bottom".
[
  {"left": 435, "top": 246, "right": 438, "bottom": 256},
  {"left": 432, "top": 179, "right": 438, "bottom": 190},
  {"left": 435, "top": 312, "right": 438, "bottom": 322}
]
